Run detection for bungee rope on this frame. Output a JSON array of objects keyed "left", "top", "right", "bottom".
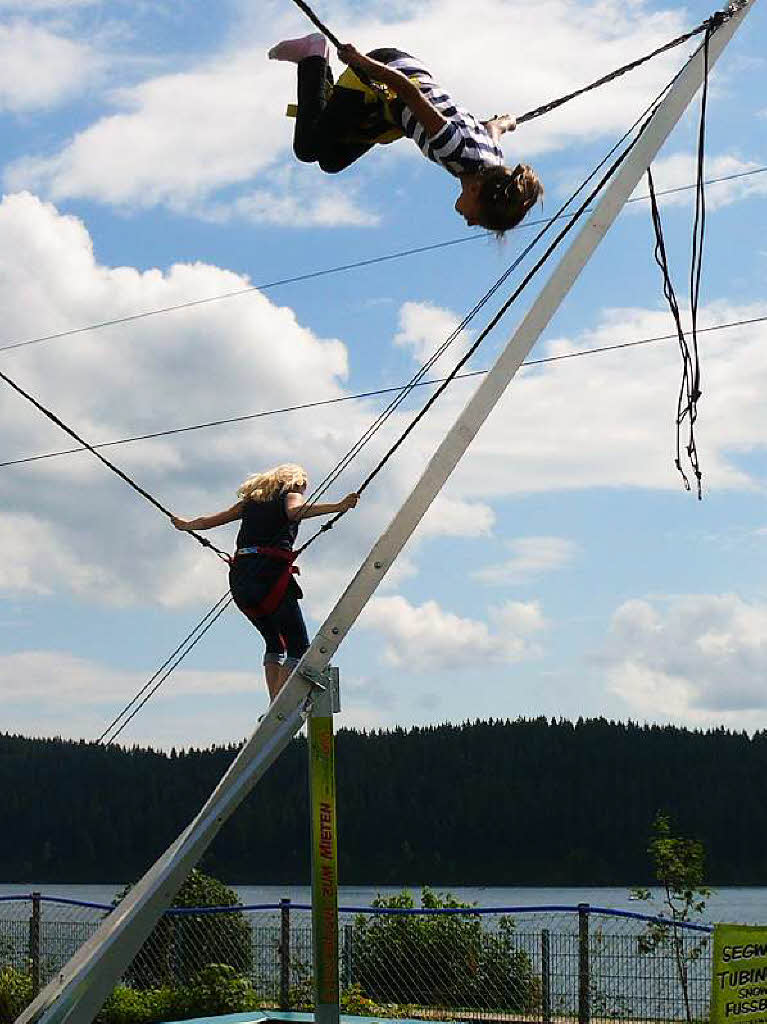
[
  {"left": 286, "top": 0, "right": 341, "bottom": 48},
  {"left": 287, "top": 56, "right": 696, "bottom": 529},
  {"left": 283, "top": 0, "right": 742, "bottom": 127},
  {"left": 3, "top": 165, "right": 764, "bottom": 362},
  {"left": 0, "top": 367, "right": 231, "bottom": 563},
  {"left": 295, "top": 64, "right": 693, "bottom": 552},
  {"left": 514, "top": 11, "right": 730, "bottom": 126},
  {"left": 646, "top": 25, "right": 712, "bottom": 499},
  {"left": 287, "top": 3, "right": 734, "bottom": 539},
  {"left": 2, "top": 309, "right": 764, "bottom": 473},
  {"left": 98, "top": 592, "right": 232, "bottom": 745},
  {"left": 5, "top": 311, "right": 764, "bottom": 473}
]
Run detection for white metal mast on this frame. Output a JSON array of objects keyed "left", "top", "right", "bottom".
[{"left": 17, "top": 5, "right": 754, "bottom": 1021}]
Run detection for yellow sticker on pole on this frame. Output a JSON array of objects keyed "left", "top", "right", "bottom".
[
  {"left": 309, "top": 714, "right": 339, "bottom": 1007},
  {"left": 712, "top": 924, "right": 767, "bottom": 1024}
]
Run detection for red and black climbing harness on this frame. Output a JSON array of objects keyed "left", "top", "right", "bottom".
[{"left": 233, "top": 545, "right": 301, "bottom": 618}]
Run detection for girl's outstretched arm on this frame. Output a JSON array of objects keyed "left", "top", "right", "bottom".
[
  {"left": 286, "top": 491, "right": 359, "bottom": 522},
  {"left": 337, "top": 43, "right": 446, "bottom": 138},
  {"left": 172, "top": 501, "right": 244, "bottom": 532}
]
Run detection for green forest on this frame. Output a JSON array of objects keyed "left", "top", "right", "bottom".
[{"left": 1, "top": 717, "right": 764, "bottom": 885}]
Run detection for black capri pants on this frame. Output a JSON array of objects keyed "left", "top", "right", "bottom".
[
  {"left": 293, "top": 48, "right": 410, "bottom": 173},
  {"left": 229, "top": 557, "right": 310, "bottom": 664}
]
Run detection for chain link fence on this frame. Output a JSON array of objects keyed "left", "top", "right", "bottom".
[{"left": 0, "top": 895, "right": 713, "bottom": 1021}]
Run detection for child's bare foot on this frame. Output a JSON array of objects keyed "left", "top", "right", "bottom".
[{"left": 268, "top": 32, "right": 329, "bottom": 63}]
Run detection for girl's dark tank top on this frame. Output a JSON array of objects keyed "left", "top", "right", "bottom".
[{"left": 235, "top": 493, "right": 299, "bottom": 551}]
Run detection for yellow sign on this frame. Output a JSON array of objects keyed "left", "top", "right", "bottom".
[
  {"left": 712, "top": 924, "right": 767, "bottom": 1024},
  {"left": 309, "top": 714, "right": 339, "bottom": 1006}
]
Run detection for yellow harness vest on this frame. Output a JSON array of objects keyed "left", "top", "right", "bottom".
[{"left": 287, "top": 67, "right": 405, "bottom": 146}]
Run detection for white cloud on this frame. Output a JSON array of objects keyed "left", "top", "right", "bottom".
[
  {"left": 0, "top": 515, "right": 119, "bottom": 598},
  {"left": 417, "top": 496, "right": 495, "bottom": 539},
  {"left": 0, "top": 649, "right": 401, "bottom": 747},
  {"left": 474, "top": 536, "right": 578, "bottom": 584},
  {"left": 0, "top": 191, "right": 366, "bottom": 608},
  {"left": 360, "top": 594, "right": 546, "bottom": 670},
  {"left": 0, "top": 21, "right": 102, "bottom": 112},
  {"left": 0, "top": 192, "right": 493, "bottom": 617},
  {"left": 394, "top": 300, "right": 467, "bottom": 365},
  {"left": 323, "top": 0, "right": 700, "bottom": 161},
  {"left": 422, "top": 299, "right": 767, "bottom": 498},
  {"left": 604, "top": 594, "right": 767, "bottom": 729},
  {"left": 4, "top": 0, "right": 707, "bottom": 220},
  {"left": 5, "top": 46, "right": 288, "bottom": 208},
  {"left": 202, "top": 176, "right": 380, "bottom": 229},
  {"left": 633, "top": 152, "right": 767, "bottom": 211},
  {"left": 0, "top": 649, "right": 274, "bottom": 748},
  {"left": 0, "top": 1, "right": 97, "bottom": 8},
  {"left": 2, "top": 193, "right": 766, "bottom": 625},
  {"left": 0, "top": 649, "right": 258, "bottom": 703}
]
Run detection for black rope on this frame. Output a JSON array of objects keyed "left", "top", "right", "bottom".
[
  {"left": 298, "top": 87, "right": 676, "bottom": 551},
  {"left": 0, "top": 367, "right": 231, "bottom": 561},
  {"left": 296, "top": 228, "right": 546, "bottom": 514},
  {"left": 98, "top": 592, "right": 233, "bottom": 745},
  {"left": 2, "top": 314, "right": 763, "bottom": 472},
  {"left": 291, "top": 64, "right": 690, "bottom": 532},
  {"left": 286, "top": 0, "right": 736, "bottom": 129},
  {"left": 286, "top": 0, "right": 340, "bottom": 48},
  {"left": 299, "top": 9, "right": 736, "bottom": 537},
  {"left": 646, "top": 29, "right": 711, "bottom": 499},
  {"left": 516, "top": 12, "right": 725, "bottom": 125},
  {"left": 2, "top": 165, "right": 763, "bottom": 362}
]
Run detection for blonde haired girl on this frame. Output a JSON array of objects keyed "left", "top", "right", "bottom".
[
  {"left": 237, "top": 463, "right": 308, "bottom": 503},
  {"left": 172, "top": 464, "right": 358, "bottom": 702}
]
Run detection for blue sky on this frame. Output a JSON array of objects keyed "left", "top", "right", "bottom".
[{"left": 0, "top": 0, "right": 765, "bottom": 749}]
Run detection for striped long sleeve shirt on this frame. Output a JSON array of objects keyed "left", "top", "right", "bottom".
[{"left": 383, "top": 53, "right": 504, "bottom": 177}]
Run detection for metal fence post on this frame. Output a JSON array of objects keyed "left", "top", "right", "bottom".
[
  {"left": 342, "top": 923, "right": 353, "bottom": 990},
  {"left": 279, "top": 898, "right": 291, "bottom": 1009},
  {"left": 29, "top": 893, "right": 41, "bottom": 996},
  {"left": 578, "top": 903, "right": 590, "bottom": 1024},
  {"left": 541, "top": 927, "right": 551, "bottom": 1024},
  {"left": 167, "top": 913, "right": 176, "bottom": 986}
]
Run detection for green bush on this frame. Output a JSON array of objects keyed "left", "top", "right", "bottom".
[
  {"left": 114, "top": 868, "right": 252, "bottom": 989},
  {"left": 351, "top": 887, "right": 540, "bottom": 1012},
  {"left": 97, "top": 984, "right": 177, "bottom": 1024},
  {"left": 341, "top": 981, "right": 412, "bottom": 1018},
  {"left": 0, "top": 966, "right": 34, "bottom": 1024},
  {"left": 183, "top": 964, "right": 259, "bottom": 1017},
  {"left": 97, "top": 967, "right": 263, "bottom": 1024}
]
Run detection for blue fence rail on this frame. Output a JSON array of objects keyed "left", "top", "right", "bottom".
[{"left": 0, "top": 895, "right": 714, "bottom": 1022}]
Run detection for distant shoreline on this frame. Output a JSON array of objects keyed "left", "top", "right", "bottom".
[{"left": 2, "top": 883, "right": 766, "bottom": 924}]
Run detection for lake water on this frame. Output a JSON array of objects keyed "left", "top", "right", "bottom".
[{"left": 1, "top": 882, "right": 766, "bottom": 923}]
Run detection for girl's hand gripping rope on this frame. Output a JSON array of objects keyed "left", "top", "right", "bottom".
[
  {"left": 482, "top": 114, "right": 517, "bottom": 143},
  {"left": 339, "top": 491, "right": 360, "bottom": 511},
  {"left": 336, "top": 43, "right": 375, "bottom": 75}
]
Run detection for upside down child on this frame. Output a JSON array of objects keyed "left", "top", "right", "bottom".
[{"left": 269, "top": 33, "right": 543, "bottom": 234}]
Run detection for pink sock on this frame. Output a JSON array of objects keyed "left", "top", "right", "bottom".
[{"left": 268, "top": 32, "right": 329, "bottom": 63}]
